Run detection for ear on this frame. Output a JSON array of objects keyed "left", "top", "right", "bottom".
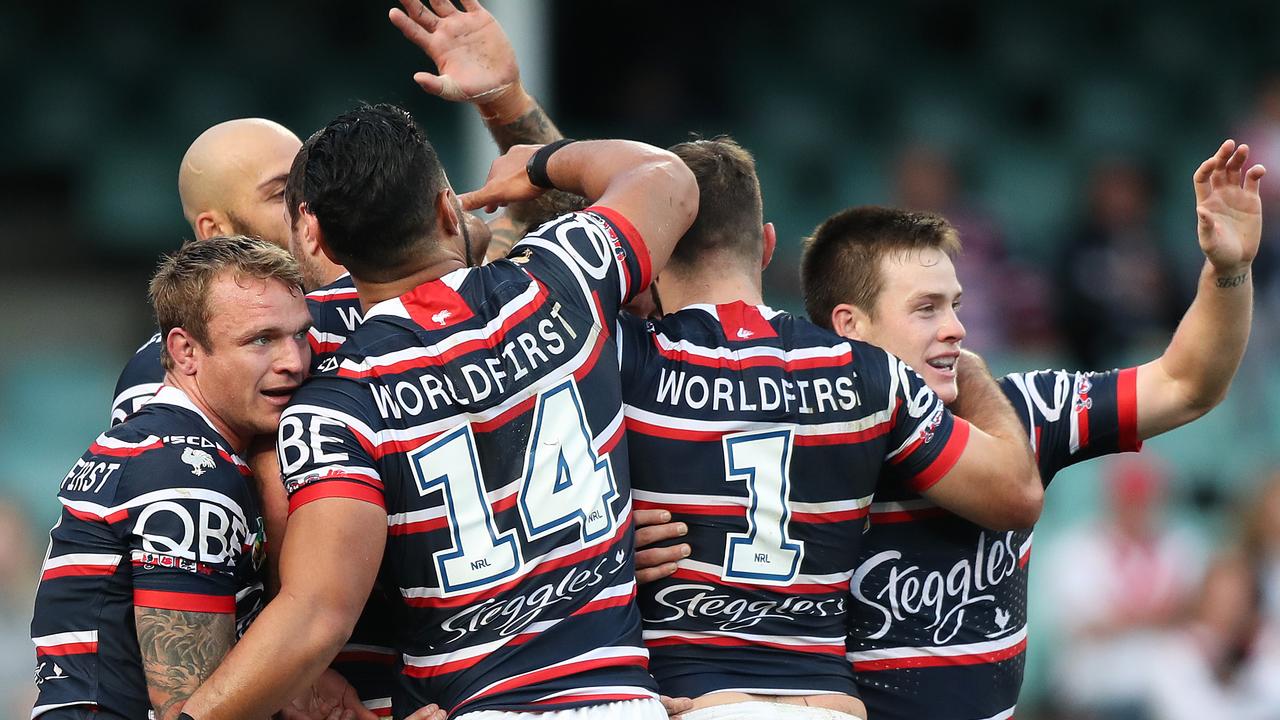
[
  {"left": 299, "top": 205, "right": 340, "bottom": 266},
  {"left": 193, "top": 211, "right": 229, "bottom": 241},
  {"left": 761, "top": 222, "right": 777, "bottom": 270},
  {"left": 436, "top": 188, "right": 463, "bottom": 237},
  {"left": 830, "top": 302, "right": 872, "bottom": 342},
  {"left": 166, "top": 327, "right": 202, "bottom": 376}
]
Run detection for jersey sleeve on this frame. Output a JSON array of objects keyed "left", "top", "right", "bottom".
[
  {"left": 277, "top": 382, "right": 386, "bottom": 514},
  {"left": 615, "top": 311, "right": 656, "bottom": 390},
  {"left": 119, "top": 445, "right": 255, "bottom": 614},
  {"left": 514, "top": 208, "right": 653, "bottom": 320},
  {"left": 876, "top": 350, "right": 971, "bottom": 493},
  {"left": 110, "top": 333, "right": 165, "bottom": 426},
  {"left": 999, "top": 367, "right": 1141, "bottom": 481}
]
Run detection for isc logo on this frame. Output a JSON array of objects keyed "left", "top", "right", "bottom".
[{"left": 134, "top": 499, "right": 251, "bottom": 566}]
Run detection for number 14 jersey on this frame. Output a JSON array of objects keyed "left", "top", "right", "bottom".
[{"left": 277, "top": 210, "right": 657, "bottom": 717}]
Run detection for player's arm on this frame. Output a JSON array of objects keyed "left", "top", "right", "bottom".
[
  {"left": 388, "top": 0, "right": 573, "bottom": 242},
  {"left": 136, "top": 607, "right": 236, "bottom": 720},
  {"left": 920, "top": 350, "right": 1043, "bottom": 530},
  {"left": 1134, "top": 139, "right": 1264, "bottom": 438},
  {"left": 461, "top": 140, "right": 698, "bottom": 277},
  {"left": 179, "top": 498, "right": 385, "bottom": 720}
]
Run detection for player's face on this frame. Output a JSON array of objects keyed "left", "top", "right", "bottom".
[
  {"left": 225, "top": 136, "right": 302, "bottom": 250},
  {"left": 861, "top": 249, "right": 965, "bottom": 403},
  {"left": 194, "top": 274, "right": 311, "bottom": 445}
]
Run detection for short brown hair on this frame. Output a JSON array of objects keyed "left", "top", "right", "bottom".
[
  {"left": 667, "top": 137, "right": 763, "bottom": 270},
  {"left": 149, "top": 235, "right": 304, "bottom": 370},
  {"left": 801, "top": 206, "right": 961, "bottom": 330}
]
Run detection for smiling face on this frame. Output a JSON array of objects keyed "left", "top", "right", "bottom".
[
  {"left": 857, "top": 248, "right": 966, "bottom": 403},
  {"left": 190, "top": 272, "right": 312, "bottom": 446}
]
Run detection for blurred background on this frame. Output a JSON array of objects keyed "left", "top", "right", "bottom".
[{"left": 2, "top": 1, "right": 1280, "bottom": 717}]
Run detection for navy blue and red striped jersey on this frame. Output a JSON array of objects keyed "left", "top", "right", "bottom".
[
  {"left": 615, "top": 303, "right": 970, "bottom": 700},
  {"left": 31, "top": 386, "right": 265, "bottom": 719},
  {"left": 276, "top": 209, "right": 659, "bottom": 717},
  {"left": 848, "top": 367, "right": 1140, "bottom": 720},
  {"left": 108, "top": 275, "right": 363, "bottom": 426}
]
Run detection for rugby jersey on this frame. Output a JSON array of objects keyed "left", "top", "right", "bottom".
[
  {"left": 616, "top": 303, "right": 970, "bottom": 700},
  {"left": 108, "top": 274, "right": 363, "bottom": 426},
  {"left": 277, "top": 209, "right": 658, "bottom": 717},
  {"left": 848, "top": 367, "right": 1140, "bottom": 720},
  {"left": 31, "top": 386, "right": 265, "bottom": 719}
]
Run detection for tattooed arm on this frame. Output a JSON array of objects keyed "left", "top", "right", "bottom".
[
  {"left": 1136, "top": 139, "right": 1265, "bottom": 438},
  {"left": 135, "top": 607, "right": 236, "bottom": 720}
]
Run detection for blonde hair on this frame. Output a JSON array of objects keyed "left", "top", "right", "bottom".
[{"left": 149, "top": 235, "right": 304, "bottom": 369}]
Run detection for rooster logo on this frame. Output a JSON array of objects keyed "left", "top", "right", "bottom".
[
  {"left": 994, "top": 607, "right": 1010, "bottom": 630},
  {"left": 735, "top": 328, "right": 754, "bottom": 339},
  {"left": 431, "top": 309, "right": 452, "bottom": 326},
  {"left": 181, "top": 448, "right": 216, "bottom": 476}
]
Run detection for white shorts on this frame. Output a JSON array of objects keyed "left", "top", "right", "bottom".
[
  {"left": 457, "top": 698, "right": 667, "bottom": 720},
  {"left": 682, "top": 701, "right": 863, "bottom": 720}
]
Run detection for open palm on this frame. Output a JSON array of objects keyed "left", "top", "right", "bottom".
[
  {"left": 390, "top": 0, "right": 519, "bottom": 103},
  {"left": 1194, "top": 139, "right": 1266, "bottom": 271}
]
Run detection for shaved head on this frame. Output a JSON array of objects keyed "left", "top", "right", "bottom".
[{"left": 178, "top": 118, "right": 301, "bottom": 249}]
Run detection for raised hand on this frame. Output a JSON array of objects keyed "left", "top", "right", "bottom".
[
  {"left": 1193, "top": 139, "right": 1266, "bottom": 276},
  {"left": 389, "top": 0, "right": 520, "bottom": 106}
]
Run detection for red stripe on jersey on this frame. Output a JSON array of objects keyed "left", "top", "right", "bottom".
[
  {"left": 587, "top": 205, "right": 652, "bottom": 293},
  {"left": 870, "top": 507, "right": 950, "bottom": 524},
  {"left": 340, "top": 283, "right": 550, "bottom": 379},
  {"left": 389, "top": 515, "right": 448, "bottom": 536},
  {"left": 905, "top": 418, "right": 970, "bottom": 493},
  {"left": 310, "top": 337, "right": 342, "bottom": 354},
  {"left": 669, "top": 566, "right": 843, "bottom": 595},
  {"left": 371, "top": 707, "right": 393, "bottom": 718},
  {"left": 89, "top": 438, "right": 163, "bottom": 457},
  {"left": 792, "top": 420, "right": 894, "bottom": 447},
  {"left": 572, "top": 330, "right": 609, "bottom": 382},
  {"left": 600, "top": 420, "right": 625, "bottom": 455},
  {"left": 626, "top": 417, "right": 724, "bottom": 442},
  {"left": 1019, "top": 545, "right": 1032, "bottom": 569},
  {"left": 472, "top": 396, "right": 537, "bottom": 434},
  {"left": 1117, "top": 367, "right": 1141, "bottom": 451},
  {"left": 852, "top": 636, "right": 1027, "bottom": 671},
  {"left": 41, "top": 564, "right": 118, "bottom": 581},
  {"left": 1075, "top": 385, "right": 1091, "bottom": 449},
  {"left": 134, "top": 589, "right": 236, "bottom": 613},
  {"left": 528, "top": 693, "right": 653, "bottom": 707},
  {"left": 635, "top": 499, "right": 745, "bottom": 518},
  {"left": 791, "top": 507, "right": 870, "bottom": 524},
  {"left": 717, "top": 301, "right": 779, "bottom": 342},
  {"left": 647, "top": 635, "right": 844, "bottom": 656},
  {"left": 570, "top": 588, "right": 637, "bottom": 617},
  {"left": 216, "top": 449, "right": 252, "bottom": 476},
  {"left": 289, "top": 480, "right": 386, "bottom": 514},
  {"left": 64, "top": 506, "right": 130, "bottom": 524},
  {"left": 36, "top": 641, "right": 98, "bottom": 656},
  {"left": 369, "top": 432, "right": 445, "bottom": 461},
  {"left": 403, "top": 632, "right": 541, "bottom": 679},
  {"left": 406, "top": 522, "right": 629, "bottom": 609},
  {"left": 649, "top": 337, "right": 852, "bottom": 372},
  {"left": 461, "top": 653, "right": 650, "bottom": 710}
]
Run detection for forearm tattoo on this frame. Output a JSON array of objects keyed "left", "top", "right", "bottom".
[
  {"left": 136, "top": 607, "right": 235, "bottom": 720},
  {"left": 1215, "top": 271, "right": 1248, "bottom": 288},
  {"left": 487, "top": 102, "right": 562, "bottom": 153}
]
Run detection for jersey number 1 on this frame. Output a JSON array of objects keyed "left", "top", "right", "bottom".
[{"left": 722, "top": 428, "right": 803, "bottom": 585}]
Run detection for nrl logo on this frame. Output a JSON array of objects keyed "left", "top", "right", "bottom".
[{"left": 181, "top": 447, "right": 216, "bottom": 476}]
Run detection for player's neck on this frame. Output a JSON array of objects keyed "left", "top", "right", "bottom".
[
  {"left": 659, "top": 269, "right": 764, "bottom": 313},
  {"left": 162, "top": 373, "right": 248, "bottom": 455}
]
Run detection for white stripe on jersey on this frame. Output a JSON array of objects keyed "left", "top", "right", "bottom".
[
  {"left": 678, "top": 558, "right": 852, "bottom": 587},
  {"left": 32, "top": 630, "right": 98, "bottom": 648},
  {"left": 643, "top": 629, "right": 846, "bottom": 648},
  {"left": 60, "top": 487, "right": 247, "bottom": 522},
  {"left": 456, "top": 644, "right": 652, "bottom": 710},
  {"left": 979, "top": 705, "right": 1017, "bottom": 720},
  {"left": 845, "top": 626, "right": 1027, "bottom": 663},
  {"left": 398, "top": 500, "right": 634, "bottom": 601},
  {"left": 90, "top": 434, "right": 162, "bottom": 451},
  {"left": 309, "top": 328, "right": 347, "bottom": 346},
  {"left": 31, "top": 701, "right": 97, "bottom": 719},
  {"left": 868, "top": 498, "right": 938, "bottom": 515},
  {"left": 306, "top": 276, "right": 355, "bottom": 298},
  {"left": 344, "top": 280, "right": 542, "bottom": 372},
  {"left": 650, "top": 331, "right": 852, "bottom": 364},
  {"left": 1019, "top": 532, "right": 1034, "bottom": 559},
  {"left": 633, "top": 490, "right": 872, "bottom": 515},
  {"left": 624, "top": 405, "right": 894, "bottom": 439},
  {"left": 364, "top": 297, "right": 412, "bottom": 320},
  {"left": 532, "top": 685, "right": 661, "bottom": 703},
  {"left": 41, "top": 553, "right": 121, "bottom": 571}
]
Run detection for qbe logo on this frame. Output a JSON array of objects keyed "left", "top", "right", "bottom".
[{"left": 135, "top": 499, "right": 250, "bottom": 566}]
